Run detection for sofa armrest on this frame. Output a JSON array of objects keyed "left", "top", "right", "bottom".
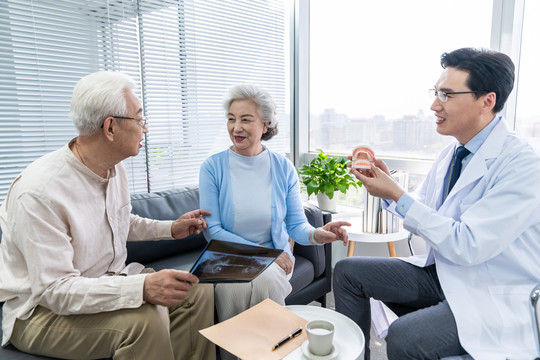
[{"left": 293, "top": 202, "right": 333, "bottom": 278}]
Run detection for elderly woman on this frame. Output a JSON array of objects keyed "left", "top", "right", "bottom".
[{"left": 199, "top": 84, "right": 350, "bottom": 355}]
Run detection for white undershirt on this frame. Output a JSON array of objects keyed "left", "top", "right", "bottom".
[{"left": 228, "top": 148, "right": 272, "bottom": 247}]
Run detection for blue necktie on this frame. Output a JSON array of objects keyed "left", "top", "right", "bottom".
[{"left": 447, "top": 146, "right": 470, "bottom": 194}]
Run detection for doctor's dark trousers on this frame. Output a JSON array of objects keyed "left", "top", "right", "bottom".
[{"left": 333, "top": 257, "right": 467, "bottom": 360}]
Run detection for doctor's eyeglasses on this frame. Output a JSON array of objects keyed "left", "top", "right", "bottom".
[{"left": 429, "top": 88, "right": 489, "bottom": 103}]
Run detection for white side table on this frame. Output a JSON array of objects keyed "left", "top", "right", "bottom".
[
  {"left": 333, "top": 205, "right": 409, "bottom": 257},
  {"left": 284, "top": 305, "right": 365, "bottom": 360},
  {"left": 346, "top": 228, "right": 410, "bottom": 257}
]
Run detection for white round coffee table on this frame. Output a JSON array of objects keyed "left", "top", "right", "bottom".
[{"left": 284, "top": 305, "right": 364, "bottom": 360}]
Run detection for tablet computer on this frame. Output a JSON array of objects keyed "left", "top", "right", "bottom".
[{"left": 189, "top": 239, "right": 283, "bottom": 283}]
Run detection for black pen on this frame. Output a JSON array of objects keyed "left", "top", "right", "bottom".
[{"left": 271, "top": 327, "right": 302, "bottom": 351}]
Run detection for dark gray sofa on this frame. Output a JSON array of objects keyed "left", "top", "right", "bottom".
[{"left": 0, "top": 185, "right": 332, "bottom": 359}]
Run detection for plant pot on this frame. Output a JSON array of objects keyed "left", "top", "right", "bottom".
[{"left": 317, "top": 192, "right": 338, "bottom": 212}]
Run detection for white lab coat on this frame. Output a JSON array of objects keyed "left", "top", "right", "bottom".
[{"left": 390, "top": 118, "right": 540, "bottom": 359}]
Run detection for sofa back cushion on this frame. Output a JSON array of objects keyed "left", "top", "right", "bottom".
[{"left": 127, "top": 186, "right": 207, "bottom": 265}]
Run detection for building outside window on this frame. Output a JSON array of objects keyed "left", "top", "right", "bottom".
[{"left": 308, "top": 0, "right": 493, "bottom": 193}]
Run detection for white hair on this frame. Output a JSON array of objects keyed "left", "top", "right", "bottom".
[
  {"left": 70, "top": 71, "right": 136, "bottom": 136},
  {"left": 223, "top": 84, "right": 278, "bottom": 140}
]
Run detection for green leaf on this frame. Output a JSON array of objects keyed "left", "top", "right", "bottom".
[
  {"left": 324, "top": 189, "right": 335, "bottom": 199},
  {"left": 336, "top": 182, "right": 348, "bottom": 193}
]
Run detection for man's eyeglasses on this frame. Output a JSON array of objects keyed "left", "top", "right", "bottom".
[
  {"left": 429, "top": 88, "right": 489, "bottom": 103},
  {"left": 101, "top": 116, "right": 148, "bottom": 128}
]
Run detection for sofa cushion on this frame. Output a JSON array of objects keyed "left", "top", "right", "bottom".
[
  {"left": 127, "top": 186, "right": 207, "bottom": 265},
  {"left": 289, "top": 256, "right": 315, "bottom": 295},
  {"left": 144, "top": 251, "right": 201, "bottom": 272},
  {"left": 130, "top": 186, "right": 200, "bottom": 220}
]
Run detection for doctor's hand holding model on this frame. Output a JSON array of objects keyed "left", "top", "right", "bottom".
[{"left": 333, "top": 47, "right": 540, "bottom": 360}]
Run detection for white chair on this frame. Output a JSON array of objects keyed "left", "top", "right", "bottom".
[
  {"left": 531, "top": 284, "right": 540, "bottom": 360},
  {"left": 441, "top": 285, "right": 540, "bottom": 360}
]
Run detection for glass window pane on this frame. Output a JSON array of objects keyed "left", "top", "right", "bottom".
[
  {"left": 309, "top": 0, "right": 493, "bottom": 159},
  {"left": 514, "top": 1, "right": 540, "bottom": 146}
]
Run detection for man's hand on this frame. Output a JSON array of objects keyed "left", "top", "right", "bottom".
[
  {"left": 171, "top": 209, "right": 211, "bottom": 239},
  {"left": 275, "top": 252, "right": 294, "bottom": 275},
  {"left": 347, "top": 156, "right": 391, "bottom": 177},
  {"left": 313, "top": 221, "right": 351, "bottom": 246},
  {"left": 143, "top": 269, "right": 199, "bottom": 307},
  {"left": 349, "top": 157, "right": 405, "bottom": 202}
]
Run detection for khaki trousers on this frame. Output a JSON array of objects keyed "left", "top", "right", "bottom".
[{"left": 10, "top": 284, "right": 215, "bottom": 360}]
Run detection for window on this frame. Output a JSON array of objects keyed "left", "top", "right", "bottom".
[
  {"left": 309, "top": 0, "right": 493, "bottom": 161},
  {"left": 514, "top": 0, "right": 540, "bottom": 144},
  {"left": 0, "top": 0, "right": 290, "bottom": 201}
]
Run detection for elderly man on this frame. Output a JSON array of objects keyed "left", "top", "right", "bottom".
[
  {"left": 334, "top": 48, "right": 540, "bottom": 360},
  {"left": 0, "top": 71, "right": 215, "bottom": 359}
]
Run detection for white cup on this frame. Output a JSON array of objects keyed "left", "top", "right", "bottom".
[{"left": 306, "top": 319, "right": 335, "bottom": 356}]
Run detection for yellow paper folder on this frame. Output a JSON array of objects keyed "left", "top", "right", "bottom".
[{"left": 199, "top": 298, "right": 308, "bottom": 360}]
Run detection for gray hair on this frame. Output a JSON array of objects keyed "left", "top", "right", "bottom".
[
  {"left": 223, "top": 84, "right": 278, "bottom": 141},
  {"left": 70, "top": 71, "right": 137, "bottom": 136}
]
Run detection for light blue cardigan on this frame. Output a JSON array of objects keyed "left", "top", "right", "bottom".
[{"left": 199, "top": 148, "right": 314, "bottom": 257}]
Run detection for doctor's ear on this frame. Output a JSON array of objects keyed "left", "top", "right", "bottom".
[{"left": 482, "top": 92, "right": 497, "bottom": 113}]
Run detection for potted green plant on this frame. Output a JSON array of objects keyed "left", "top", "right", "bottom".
[{"left": 297, "top": 150, "right": 361, "bottom": 212}]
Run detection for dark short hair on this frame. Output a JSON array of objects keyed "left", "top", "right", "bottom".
[{"left": 440, "top": 48, "right": 515, "bottom": 113}]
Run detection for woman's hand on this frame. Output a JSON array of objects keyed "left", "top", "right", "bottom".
[
  {"left": 312, "top": 221, "right": 351, "bottom": 246},
  {"left": 275, "top": 252, "right": 294, "bottom": 275}
]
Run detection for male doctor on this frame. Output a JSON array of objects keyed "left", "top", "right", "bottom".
[{"left": 333, "top": 47, "right": 540, "bottom": 359}]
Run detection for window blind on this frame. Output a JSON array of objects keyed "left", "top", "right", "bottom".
[{"left": 0, "top": 0, "right": 289, "bottom": 202}]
